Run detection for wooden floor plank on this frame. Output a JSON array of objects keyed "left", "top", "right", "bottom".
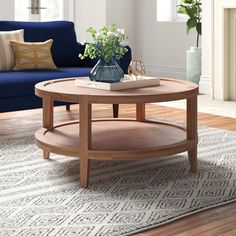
[
  {"left": 0, "top": 103, "right": 236, "bottom": 235},
  {"left": 175, "top": 216, "right": 236, "bottom": 236}
]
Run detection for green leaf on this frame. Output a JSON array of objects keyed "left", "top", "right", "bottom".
[
  {"left": 87, "top": 27, "right": 96, "bottom": 35},
  {"left": 196, "top": 22, "right": 202, "bottom": 35},
  {"left": 185, "top": 0, "right": 194, "bottom": 4},
  {"left": 177, "top": 0, "right": 202, "bottom": 45},
  {"left": 178, "top": 6, "right": 187, "bottom": 14},
  {"left": 187, "top": 18, "right": 197, "bottom": 32},
  {"left": 79, "top": 24, "right": 128, "bottom": 62},
  {"left": 188, "top": 6, "right": 198, "bottom": 17}
]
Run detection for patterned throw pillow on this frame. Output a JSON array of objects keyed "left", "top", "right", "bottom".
[
  {"left": 10, "top": 39, "right": 57, "bottom": 70},
  {"left": 0, "top": 29, "right": 24, "bottom": 71}
]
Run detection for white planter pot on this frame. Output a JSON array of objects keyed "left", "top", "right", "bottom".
[{"left": 186, "top": 47, "right": 202, "bottom": 84}]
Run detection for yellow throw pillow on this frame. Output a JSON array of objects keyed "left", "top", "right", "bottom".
[
  {"left": 0, "top": 29, "right": 24, "bottom": 71},
  {"left": 10, "top": 39, "right": 57, "bottom": 70}
]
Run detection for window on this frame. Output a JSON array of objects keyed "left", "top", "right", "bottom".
[
  {"left": 156, "top": 0, "right": 187, "bottom": 22},
  {"left": 40, "top": 0, "right": 63, "bottom": 21},
  {"left": 15, "top": 0, "right": 29, "bottom": 21},
  {"left": 15, "top": 0, "right": 64, "bottom": 21}
]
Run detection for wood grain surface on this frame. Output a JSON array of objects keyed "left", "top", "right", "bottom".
[{"left": 35, "top": 78, "right": 198, "bottom": 187}]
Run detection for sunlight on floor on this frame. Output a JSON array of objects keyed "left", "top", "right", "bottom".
[{"left": 157, "top": 95, "right": 236, "bottom": 118}]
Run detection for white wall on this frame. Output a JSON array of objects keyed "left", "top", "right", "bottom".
[
  {"left": 135, "top": 0, "right": 196, "bottom": 80},
  {"left": 0, "top": 0, "right": 14, "bottom": 20},
  {"left": 74, "top": 0, "right": 135, "bottom": 50},
  {"left": 199, "top": 0, "right": 213, "bottom": 95},
  {"left": 106, "top": 0, "right": 135, "bottom": 50},
  {"left": 75, "top": 0, "right": 106, "bottom": 42}
]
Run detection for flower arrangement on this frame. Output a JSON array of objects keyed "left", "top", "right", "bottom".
[{"left": 79, "top": 24, "right": 128, "bottom": 64}]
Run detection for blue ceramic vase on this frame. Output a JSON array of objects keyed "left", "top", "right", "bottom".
[{"left": 90, "top": 59, "right": 124, "bottom": 83}]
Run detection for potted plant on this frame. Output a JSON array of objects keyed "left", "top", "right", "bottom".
[
  {"left": 177, "top": 0, "right": 202, "bottom": 84},
  {"left": 79, "top": 24, "right": 128, "bottom": 83}
]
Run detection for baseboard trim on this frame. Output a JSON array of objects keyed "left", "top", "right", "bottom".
[
  {"left": 145, "top": 64, "right": 185, "bottom": 81},
  {"left": 145, "top": 65, "right": 212, "bottom": 95},
  {"left": 199, "top": 75, "right": 212, "bottom": 95}
]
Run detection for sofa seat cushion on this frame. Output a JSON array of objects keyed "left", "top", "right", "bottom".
[{"left": 0, "top": 67, "right": 91, "bottom": 98}]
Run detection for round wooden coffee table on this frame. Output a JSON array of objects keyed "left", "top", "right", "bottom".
[{"left": 35, "top": 77, "right": 198, "bottom": 188}]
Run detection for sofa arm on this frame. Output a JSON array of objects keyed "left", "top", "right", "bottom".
[
  {"left": 77, "top": 43, "right": 132, "bottom": 73},
  {"left": 117, "top": 46, "right": 132, "bottom": 74}
]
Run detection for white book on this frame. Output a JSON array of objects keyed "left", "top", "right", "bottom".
[{"left": 75, "top": 75, "right": 160, "bottom": 91}]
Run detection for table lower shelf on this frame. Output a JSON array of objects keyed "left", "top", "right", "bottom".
[{"left": 35, "top": 119, "right": 194, "bottom": 160}]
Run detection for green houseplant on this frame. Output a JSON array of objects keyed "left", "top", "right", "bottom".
[
  {"left": 177, "top": 0, "right": 202, "bottom": 84},
  {"left": 79, "top": 24, "right": 128, "bottom": 83},
  {"left": 177, "top": 0, "right": 202, "bottom": 47}
]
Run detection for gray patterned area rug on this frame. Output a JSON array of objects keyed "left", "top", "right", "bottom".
[{"left": 0, "top": 125, "right": 236, "bottom": 236}]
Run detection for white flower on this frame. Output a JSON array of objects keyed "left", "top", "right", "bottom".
[
  {"left": 96, "top": 32, "right": 101, "bottom": 38},
  {"left": 117, "top": 28, "right": 125, "bottom": 34},
  {"left": 107, "top": 31, "right": 118, "bottom": 37}
]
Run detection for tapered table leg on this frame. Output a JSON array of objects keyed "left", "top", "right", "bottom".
[
  {"left": 79, "top": 96, "right": 91, "bottom": 188},
  {"left": 188, "top": 148, "right": 197, "bottom": 173},
  {"left": 42, "top": 96, "right": 53, "bottom": 159},
  {"left": 66, "top": 104, "right": 70, "bottom": 111},
  {"left": 113, "top": 104, "right": 119, "bottom": 118},
  {"left": 187, "top": 94, "right": 198, "bottom": 173},
  {"left": 136, "top": 103, "right": 145, "bottom": 121},
  {"left": 43, "top": 150, "right": 50, "bottom": 159}
]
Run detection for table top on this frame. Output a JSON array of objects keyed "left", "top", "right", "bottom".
[{"left": 35, "top": 77, "right": 198, "bottom": 104}]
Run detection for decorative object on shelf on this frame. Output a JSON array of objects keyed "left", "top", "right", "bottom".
[
  {"left": 178, "top": 0, "right": 202, "bottom": 84},
  {"left": 79, "top": 25, "right": 128, "bottom": 83},
  {"left": 128, "top": 60, "right": 146, "bottom": 80},
  {"left": 128, "top": 51, "right": 146, "bottom": 80}
]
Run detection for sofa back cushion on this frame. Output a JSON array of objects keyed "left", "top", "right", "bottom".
[
  {"left": 0, "top": 21, "right": 81, "bottom": 67},
  {"left": 0, "top": 29, "right": 24, "bottom": 71}
]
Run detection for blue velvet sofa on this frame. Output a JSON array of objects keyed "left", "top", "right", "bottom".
[{"left": 0, "top": 21, "right": 131, "bottom": 113}]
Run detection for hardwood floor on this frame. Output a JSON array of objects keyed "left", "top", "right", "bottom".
[{"left": 0, "top": 103, "right": 236, "bottom": 235}]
